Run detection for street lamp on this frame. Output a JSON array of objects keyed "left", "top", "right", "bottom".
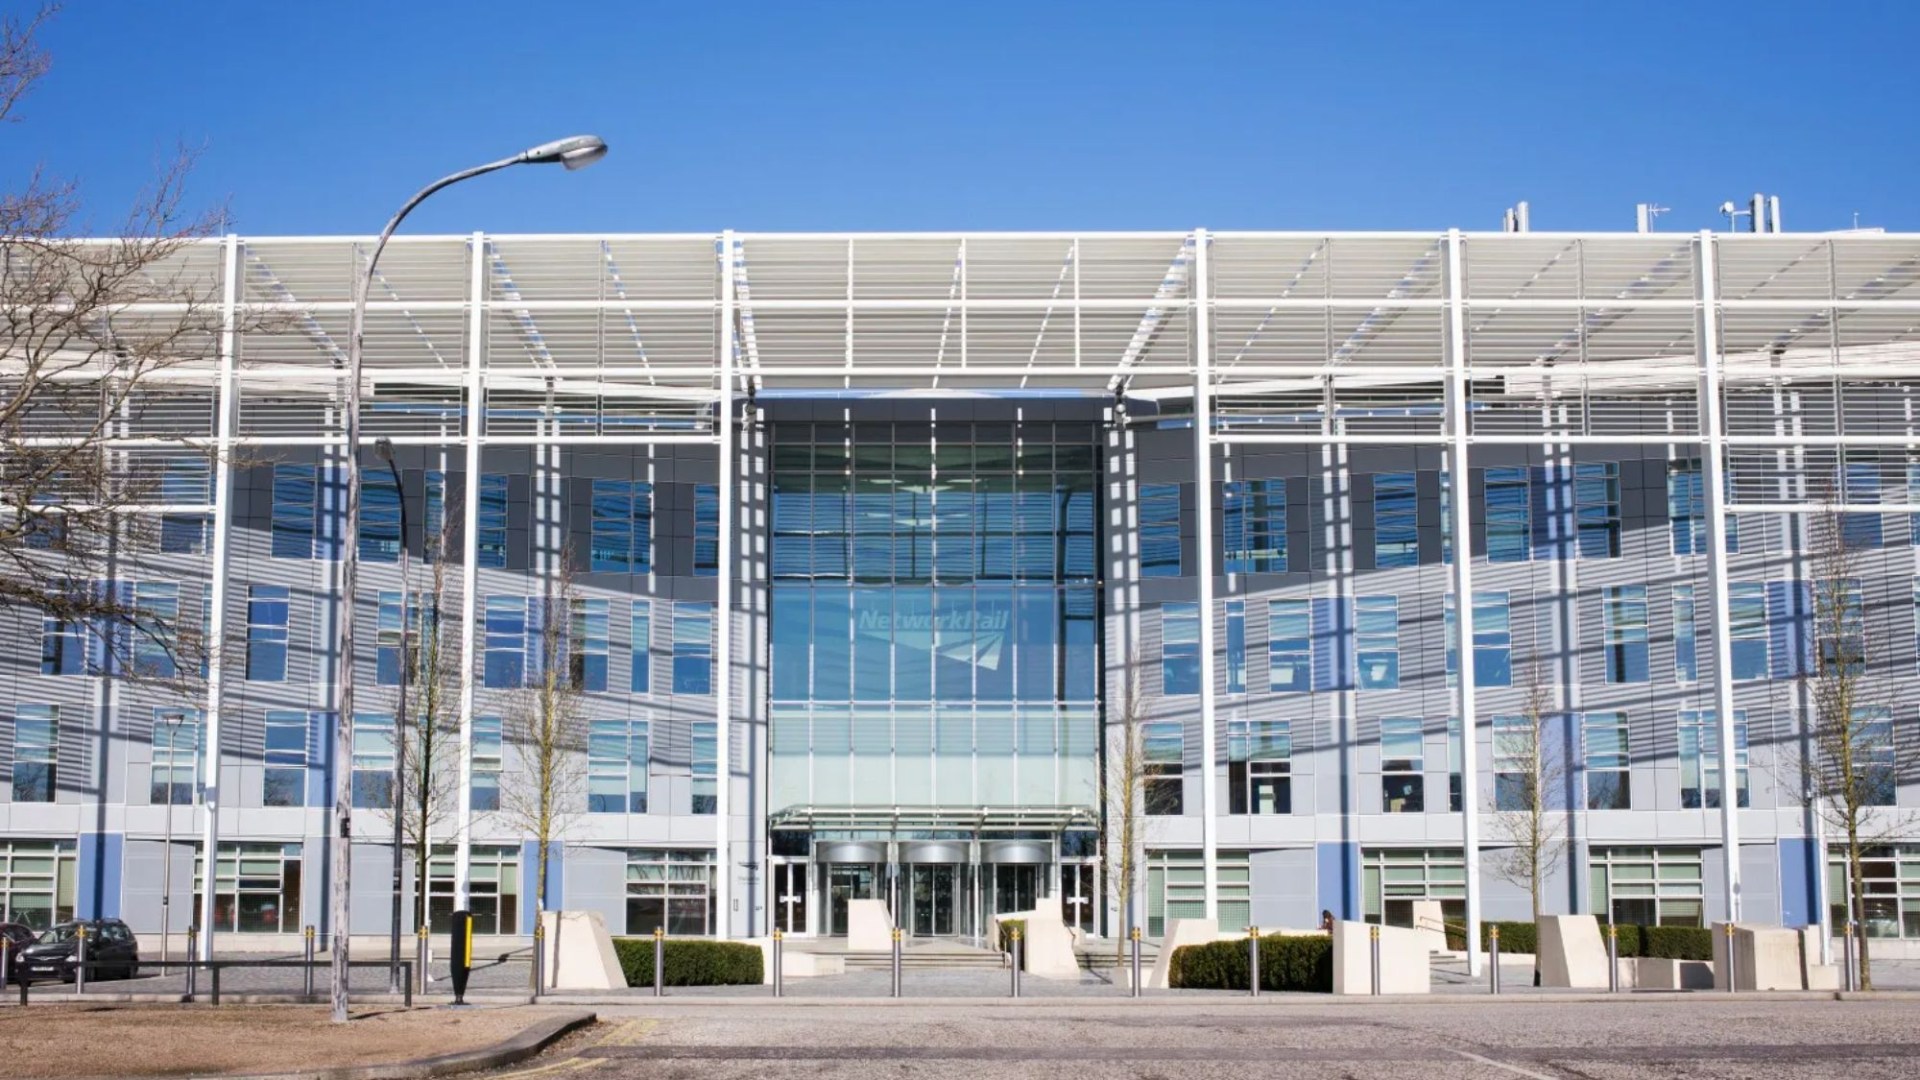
[
  {"left": 330, "top": 134, "right": 607, "bottom": 1023},
  {"left": 373, "top": 437, "right": 409, "bottom": 995},
  {"left": 157, "top": 708, "right": 191, "bottom": 975}
]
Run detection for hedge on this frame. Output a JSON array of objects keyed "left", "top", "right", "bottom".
[
  {"left": 611, "top": 938, "right": 763, "bottom": 987},
  {"left": 1168, "top": 934, "right": 1333, "bottom": 993},
  {"left": 1443, "top": 920, "right": 1713, "bottom": 962}
]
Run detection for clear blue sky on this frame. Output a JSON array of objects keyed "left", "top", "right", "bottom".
[{"left": 11, "top": 0, "right": 1919, "bottom": 236}]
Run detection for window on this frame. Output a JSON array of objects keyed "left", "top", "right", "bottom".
[
  {"left": 350, "top": 714, "right": 395, "bottom": 809},
  {"left": 361, "top": 468, "right": 401, "bottom": 563},
  {"left": 1374, "top": 472, "right": 1418, "bottom": 568},
  {"left": 1380, "top": 718, "right": 1424, "bottom": 813},
  {"left": 590, "top": 479, "right": 653, "bottom": 573},
  {"left": 630, "top": 602, "right": 651, "bottom": 694},
  {"left": 1841, "top": 460, "right": 1883, "bottom": 549},
  {"left": 1143, "top": 721, "right": 1184, "bottom": 815},
  {"left": 271, "top": 463, "right": 319, "bottom": 560},
  {"left": 1228, "top": 719, "right": 1291, "bottom": 814},
  {"left": 1439, "top": 468, "right": 1454, "bottom": 564},
  {"left": 130, "top": 582, "right": 181, "bottom": 678},
  {"left": 470, "top": 716, "right": 502, "bottom": 811},
  {"left": 40, "top": 611, "right": 87, "bottom": 676},
  {"left": 1668, "top": 459, "right": 1739, "bottom": 555},
  {"left": 1678, "top": 710, "right": 1749, "bottom": 809},
  {"left": 694, "top": 483, "right": 720, "bottom": 576},
  {"left": 263, "top": 711, "right": 307, "bottom": 808},
  {"left": 12, "top": 705, "right": 57, "bottom": 803},
  {"left": 570, "top": 598, "right": 610, "bottom": 692},
  {"left": 1447, "top": 717, "right": 1463, "bottom": 812},
  {"left": 1144, "top": 849, "right": 1210, "bottom": 937},
  {"left": 422, "top": 470, "right": 447, "bottom": 561},
  {"left": 1224, "top": 600, "right": 1246, "bottom": 694},
  {"left": 1491, "top": 715, "right": 1536, "bottom": 812},
  {"left": 691, "top": 720, "right": 717, "bottom": 814},
  {"left": 377, "top": 590, "right": 431, "bottom": 687},
  {"left": 1139, "top": 483, "right": 1182, "bottom": 577},
  {"left": 160, "top": 455, "right": 212, "bottom": 554},
  {"left": 0, "top": 840, "right": 77, "bottom": 929},
  {"left": 477, "top": 474, "right": 509, "bottom": 568},
  {"left": 589, "top": 718, "right": 648, "bottom": 813},
  {"left": 1223, "top": 478, "right": 1286, "bottom": 574},
  {"left": 1584, "top": 711, "right": 1631, "bottom": 810},
  {"left": 1589, "top": 847, "right": 1702, "bottom": 927},
  {"left": 1267, "top": 599, "right": 1309, "bottom": 692},
  {"left": 484, "top": 596, "right": 531, "bottom": 689},
  {"left": 1674, "top": 585, "right": 1698, "bottom": 683},
  {"left": 194, "top": 843, "right": 302, "bottom": 933},
  {"left": 1485, "top": 467, "right": 1531, "bottom": 562},
  {"left": 150, "top": 709, "right": 200, "bottom": 806},
  {"left": 1362, "top": 848, "right": 1466, "bottom": 929},
  {"left": 1161, "top": 603, "right": 1199, "bottom": 696},
  {"left": 1729, "top": 583, "right": 1769, "bottom": 679},
  {"left": 428, "top": 845, "right": 518, "bottom": 934},
  {"left": 1850, "top": 707, "right": 1897, "bottom": 808},
  {"left": 1602, "top": 586, "right": 1649, "bottom": 683},
  {"left": 246, "top": 586, "right": 290, "bottom": 682},
  {"left": 1575, "top": 462, "right": 1621, "bottom": 558},
  {"left": 1816, "top": 577, "right": 1865, "bottom": 677},
  {"left": 1470, "top": 592, "right": 1512, "bottom": 687},
  {"left": 1828, "top": 847, "right": 1920, "bottom": 940},
  {"left": 1356, "top": 596, "right": 1399, "bottom": 690},
  {"left": 673, "top": 603, "right": 714, "bottom": 694},
  {"left": 625, "top": 848, "right": 716, "bottom": 936}
]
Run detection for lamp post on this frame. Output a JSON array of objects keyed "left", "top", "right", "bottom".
[
  {"left": 330, "top": 135, "right": 608, "bottom": 1023},
  {"left": 158, "top": 708, "right": 190, "bottom": 975},
  {"left": 374, "top": 438, "right": 409, "bottom": 994}
]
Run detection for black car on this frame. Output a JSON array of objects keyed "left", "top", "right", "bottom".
[
  {"left": 0, "top": 924, "right": 34, "bottom": 982},
  {"left": 17, "top": 919, "right": 140, "bottom": 983}
]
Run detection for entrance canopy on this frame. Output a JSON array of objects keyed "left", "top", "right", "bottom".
[{"left": 767, "top": 804, "right": 1098, "bottom": 832}]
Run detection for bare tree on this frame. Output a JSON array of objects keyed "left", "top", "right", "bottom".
[
  {"left": 1100, "top": 651, "right": 1151, "bottom": 963},
  {"left": 1485, "top": 653, "right": 1568, "bottom": 920},
  {"left": 1, "top": 5, "right": 228, "bottom": 684},
  {"left": 494, "top": 554, "right": 589, "bottom": 942},
  {"left": 1799, "top": 503, "right": 1917, "bottom": 991}
]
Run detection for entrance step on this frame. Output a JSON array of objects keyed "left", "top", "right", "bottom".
[{"left": 842, "top": 951, "right": 1009, "bottom": 970}]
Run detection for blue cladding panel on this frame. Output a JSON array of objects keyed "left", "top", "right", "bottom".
[
  {"left": 1316, "top": 842, "right": 1360, "bottom": 921},
  {"left": 78, "top": 833, "right": 124, "bottom": 920},
  {"left": 1778, "top": 838, "right": 1818, "bottom": 928}
]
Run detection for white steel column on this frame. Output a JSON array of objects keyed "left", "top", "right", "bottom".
[
  {"left": 1191, "top": 228, "right": 1220, "bottom": 920},
  {"left": 714, "top": 231, "right": 737, "bottom": 937},
  {"left": 198, "top": 233, "right": 241, "bottom": 960},
  {"left": 1443, "top": 229, "right": 1484, "bottom": 977},
  {"left": 1694, "top": 231, "right": 1743, "bottom": 921},
  {"left": 454, "top": 232, "right": 486, "bottom": 906}
]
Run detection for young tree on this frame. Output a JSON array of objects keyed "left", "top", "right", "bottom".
[
  {"left": 1100, "top": 651, "right": 1151, "bottom": 964},
  {"left": 494, "top": 554, "right": 590, "bottom": 950},
  {"left": 1, "top": 6, "right": 230, "bottom": 682},
  {"left": 1800, "top": 503, "right": 1916, "bottom": 991},
  {"left": 1485, "top": 654, "right": 1568, "bottom": 920}
]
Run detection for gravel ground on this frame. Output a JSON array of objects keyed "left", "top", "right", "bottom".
[
  {"left": 0, "top": 1003, "right": 580, "bottom": 1079},
  {"left": 475, "top": 997, "right": 1920, "bottom": 1079}
]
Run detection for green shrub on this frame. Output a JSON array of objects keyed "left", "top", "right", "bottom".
[
  {"left": 612, "top": 937, "right": 763, "bottom": 987},
  {"left": 1168, "top": 934, "right": 1333, "bottom": 993},
  {"left": 1443, "top": 920, "right": 1536, "bottom": 954},
  {"left": 1641, "top": 925, "right": 1713, "bottom": 961}
]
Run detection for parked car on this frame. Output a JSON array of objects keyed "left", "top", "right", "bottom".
[
  {"left": 0, "top": 924, "right": 35, "bottom": 981},
  {"left": 17, "top": 920, "right": 140, "bottom": 983}
]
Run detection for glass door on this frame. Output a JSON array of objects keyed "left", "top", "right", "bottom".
[
  {"left": 909, "top": 864, "right": 959, "bottom": 936},
  {"left": 991, "top": 864, "right": 1039, "bottom": 919},
  {"left": 1063, "top": 863, "right": 1097, "bottom": 934},
  {"left": 773, "top": 863, "right": 809, "bottom": 936},
  {"left": 826, "top": 863, "right": 878, "bottom": 936}
]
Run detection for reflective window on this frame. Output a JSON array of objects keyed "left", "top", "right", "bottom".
[
  {"left": 477, "top": 474, "right": 510, "bottom": 568},
  {"left": 1674, "top": 586, "right": 1697, "bottom": 683},
  {"left": 271, "top": 463, "right": 319, "bottom": 560},
  {"left": 151, "top": 709, "right": 201, "bottom": 806},
  {"left": 129, "top": 582, "right": 180, "bottom": 678},
  {"left": 591, "top": 479, "right": 653, "bottom": 574},
  {"left": 247, "top": 586, "right": 290, "bottom": 682},
  {"left": 691, "top": 721, "right": 717, "bottom": 814},
  {"left": 630, "top": 602, "right": 651, "bottom": 694},
  {"left": 1356, "top": 596, "right": 1399, "bottom": 690},
  {"left": 1374, "top": 472, "right": 1418, "bottom": 568},
  {"left": 1225, "top": 600, "right": 1246, "bottom": 694},
  {"left": 570, "top": 598, "right": 610, "bottom": 692},
  {"left": 1584, "top": 711, "right": 1631, "bottom": 810},
  {"left": 1575, "top": 462, "right": 1620, "bottom": 559},
  {"left": 1140, "top": 483, "right": 1182, "bottom": 578},
  {"left": 1678, "top": 710, "right": 1749, "bottom": 810},
  {"left": 1380, "top": 717, "right": 1424, "bottom": 813},
  {"left": 1841, "top": 460, "right": 1883, "bottom": 549},
  {"left": 674, "top": 603, "right": 714, "bottom": 695},
  {"left": 159, "top": 455, "right": 211, "bottom": 555},
  {"left": 12, "top": 705, "right": 57, "bottom": 803},
  {"left": 1143, "top": 721, "right": 1184, "bottom": 815},
  {"left": 589, "top": 717, "right": 648, "bottom": 813},
  {"left": 1224, "top": 478, "right": 1286, "bottom": 574},
  {"left": 1228, "top": 719, "right": 1290, "bottom": 815},
  {"left": 1485, "top": 468, "right": 1530, "bottom": 563},
  {"left": 1603, "top": 586, "right": 1648, "bottom": 683},
  {"left": 1268, "top": 599, "right": 1310, "bottom": 692},
  {"left": 1161, "top": 603, "right": 1199, "bottom": 696},
  {"left": 1450, "top": 592, "right": 1512, "bottom": 687},
  {"left": 361, "top": 468, "right": 401, "bottom": 563},
  {"left": 484, "top": 596, "right": 530, "bottom": 689},
  {"left": 1728, "top": 583, "right": 1769, "bottom": 680},
  {"left": 694, "top": 484, "right": 720, "bottom": 576},
  {"left": 471, "top": 716, "right": 502, "bottom": 811},
  {"left": 263, "top": 711, "right": 307, "bottom": 808},
  {"left": 351, "top": 714, "right": 395, "bottom": 809}
]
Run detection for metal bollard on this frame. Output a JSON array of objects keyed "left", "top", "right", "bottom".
[
  {"left": 1248, "top": 926, "right": 1261, "bottom": 998},
  {"left": 1723, "top": 922, "right": 1737, "bottom": 993},
  {"left": 1369, "top": 925, "right": 1381, "bottom": 996},
  {"left": 1607, "top": 924, "right": 1619, "bottom": 993},
  {"left": 1010, "top": 928, "right": 1022, "bottom": 998},
  {"left": 185, "top": 928, "right": 198, "bottom": 1000},
  {"left": 74, "top": 925, "right": 87, "bottom": 995},
  {"left": 891, "top": 928, "right": 903, "bottom": 998},
  {"left": 1489, "top": 925, "right": 1502, "bottom": 995},
  {"left": 1843, "top": 922, "right": 1857, "bottom": 993},
  {"left": 416, "top": 925, "right": 430, "bottom": 995},
  {"left": 303, "top": 925, "right": 316, "bottom": 998},
  {"left": 653, "top": 927, "right": 665, "bottom": 997},
  {"left": 531, "top": 921, "right": 546, "bottom": 996},
  {"left": 772, "top": 929, "right": 784, "bottom": 998},
  {"left": 1129, "top": 927, "right": 1142, "bottom": 998}
]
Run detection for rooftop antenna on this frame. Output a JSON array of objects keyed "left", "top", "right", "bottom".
[
  {"left": 1635, "top": 203, "right": 1670, "bottom": 233},
  {"left": 1501, "top": 201, "right": 1531, "bottom": 233},
  {"left": 1718, "top": 200, "right": 1753, "bottom": 232}
]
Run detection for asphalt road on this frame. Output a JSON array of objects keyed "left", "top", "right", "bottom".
[{"left": 478, "top": 997, "right": 1920, "bottom": 1079}]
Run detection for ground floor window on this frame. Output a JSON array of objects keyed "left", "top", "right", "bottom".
[
  {"left": 195, "top": 843, "right": 302, "bottom": 933},
  {"left": 1588, "top": 846, "right": 1703, "bottom": 927},
  {"left": 1362, "top": 847, "right": 1464, "bottom": 929},
  {"left": 427, "top": 845, "right": 521, "bottom": 935},
  {"left": 626, "top": 848, "right": 716, "bottom": 936},
  {"left": 0, "top": 840, "right": 76, "bottom": 929},
  {"left": 1143, "top": 849, "right": 1249, "bottom": 936},
  {"left": 1828, "top": 846, "right": 1920, "bottom": 939}
]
